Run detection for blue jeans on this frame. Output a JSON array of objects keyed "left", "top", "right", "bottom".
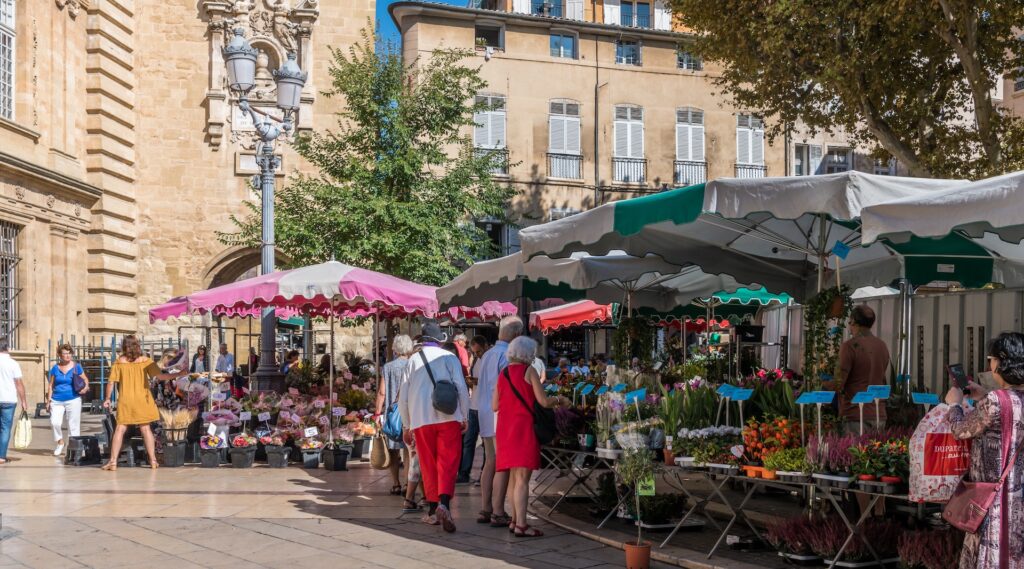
[
  {"left": 0, "top": 403, "right": 16, "bottom": 460},
  {"left": 458, "top": 409, "right": 480, "bottom": 480}
]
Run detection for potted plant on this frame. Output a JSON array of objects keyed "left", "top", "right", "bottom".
[
  {"left": 897, "top": 528, "right": 963, "bottom": 569},
  {"left": 766, "top": 515, "right": 820, "bottom": 564},
  {"left": 260, "top": 433, "right": 289, "bottom": 468},
  {"left": 802, "top": 285, "right": 852, "bottom": 391},
  {"left": 299, "top": 438, "right": 323, "bottom": 469},
  {"left": 624, "top": 493, "right": 687, "bottom": 528},
  {"left": 658, "top": 384, "right": 682, "bottom": 465},
  {"left": 228, "top": 433, "right": 257, "bottom": 468},
  {"left": 615, "top": 449, "right": 659, "bottom": 569},
  {"left": 850, "top": 443, "right": 881, "bottom": 481},
  {"left": 764, "top": 447, "right": 810, "bottom": 482},
  {"left": 199, "top": 434, "right": 223, "bottom": 468}
]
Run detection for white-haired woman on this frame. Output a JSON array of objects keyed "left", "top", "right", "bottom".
[
  {"left": 493, "top": 336, "right": 569, "bottom": 538},
  {"left": 376, "top": 334, "right": 415, "bottom": 497}
]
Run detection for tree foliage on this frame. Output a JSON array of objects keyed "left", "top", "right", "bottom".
[
  {"left": 670, "top": 0, "right": 1024, "bottom": 179},
  {"left": 222, "top": 28, "right": 514, "bottom": 285}
]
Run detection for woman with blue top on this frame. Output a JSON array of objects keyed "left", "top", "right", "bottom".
[{"left": 47, "top": 344, "right": 90, "bottom": 457}]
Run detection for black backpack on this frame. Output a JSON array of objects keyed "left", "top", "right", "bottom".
[
  {"left": 503, "top": 368, "right": 557, "bottom": 445},
  {"left": 419, "top": 351, "right": 460, "bottom": 416}
]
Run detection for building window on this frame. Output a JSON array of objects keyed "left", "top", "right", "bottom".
[
  {"left": 614, "top": 105, "right": 645, "bottom": 182},
  {"left": 615, "top": 40, "right": 641, "bottom": 66},
  {"left": 675, "top": 107, "right": 706, "bottom": 185},
  {"left": 475, "top": 95, "right": 507, "bottom": 174},
  {"left": 621, "top": 1, "right": 650, "bottom": 28},
  {"left": 548, "top": 100, "right": 582, "bottom": 179},
  {"left": 550, "top": 32, "right": 577, "bottom": 59},
  {"left": 532, "top": 0, "right": 562, "bottom": 17},
  {"left": 550, "top": 207, "right": 581, "bottom": 221},
  {"left": 735, "top": 114, "right": 766, "bottom": 178},
  {"left": 824, "top": 147, "right": 851, "bottom": 173},
  {"left": 0, "top": 0, "right": 13, "bottom": 121},
  {"left": 794, "top": 144, "right": 822, "bottom": 176},
  {"left": 677, "top": 50, "right": 702, "bottom": 71},
  {"left": 470, "top": 0, "right": 502, "bottom": 9},
  {"left": 474, "top": 23, "right": 503, "bottom": 50},
  {"left": 0, "top": 220, "right": 20, "bottom": 348},
  {"left": 874, "top": 157, "right": 897, "bottom": 176},
  {"left": 1015, "top": 73, "right": 1024, "bottom": 92}
]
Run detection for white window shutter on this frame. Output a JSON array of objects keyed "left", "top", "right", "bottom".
[
  {"left": 566, "top": 117, "right": 581, "bottom": 154},
  {"left": 810, "top": 145, "right": 823, "bottom": 174},
  {"left": 653, "top": 0, "right": 671, "bottom": 30},
  {"left": 511, "top": 0, "right": 531, "bottom": 14},
  {"left": 604, "top": 0, "right": 620, "bottom": 25},
  {"left": 549, "top": 116, "right": 565, "bottom": 153},
  {"left": 676, "top": 124, "right": 688, "bottom": 160},
  {"left": 630, "top": 121, "right": 644, "bottom": 158},
  {"left": 491, "top": 109, "right": 506, "bottom": 149},
  {"left": 692, "top": 125, "right": 705, "bottom": 161},
  {"left": 474, "top": 111, "right": 489, "bottom": 147},
  {"left": 752, "top": 128, "right": 764, "bottom": 164},
  {"left": 737, "top": 128, "right": 750, "bottom": 164},
  {"left": 566, "top": 0, "right": 584, "bottom": 20},
  {"left": 614, "top": 120, "right": 628, "bottom": 157}
]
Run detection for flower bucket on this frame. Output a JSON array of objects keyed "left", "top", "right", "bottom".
[
  {"left": 229, "top": 447, "right": 256, "bottom": 468},
  {"left": 264, "top": 445, "right": 288, "bottom": 468},
  {"left": 662, "top": 448, "right": 675, "bottom": 466},
  {"left": 323, "top": 446, "right": 351, "bottom": 471},
  {"left": 199, "top": 447, "right": 223, "bottom": 468},
  {"left": 350, "top": 438, "right": 368, "bottom": 460},
  {"left": 624, "top": 541, "right": 651, "bottom": 569},
  {"left": 301, "top": 449, "right": 321, "bottom": 469},
  {"left": 161, "top": 441, "right": 186, "bottom": 468}
]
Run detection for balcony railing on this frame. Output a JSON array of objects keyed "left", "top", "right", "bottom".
[
  {"left": 735, "top": 163, "right": 767, "bottom": 179},
  {"left": 548, "top": 153, "right": 583, "bottom": 180},
  {"left": 613, "top": 157, "right": 646, "bottom": 183},
  {"left": 470, "top": 0, "right": 502, "bottom": 9},
  {"left": 620, "top": 13, "right": 651, "bottom": 28},
  {"left": 532, "top": 0, "right": 563, "bottom": 17},
  {"left": 476, "top": 147, "right": 509, "bottom": 175},
  {"left": 673, "top": 160, "right": 707, "bottom": 186}
]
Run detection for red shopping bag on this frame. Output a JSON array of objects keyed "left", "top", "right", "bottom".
[{"left": 909, "top": 404, "right": 971, "bottom": 503}]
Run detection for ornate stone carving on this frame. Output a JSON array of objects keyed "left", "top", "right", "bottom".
[
  {"left": 55, "top": 0, "right": 81, "bottom": 18},
  {"left": 46, "top": 195, "right": 56, "bottom": 208},
  {"left": 14, "top": 185, "right": 25, "bottom": 200}
]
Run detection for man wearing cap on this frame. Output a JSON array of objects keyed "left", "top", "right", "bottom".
[{"left": 399, "top": 319, "right": 470, "bottom": 533}]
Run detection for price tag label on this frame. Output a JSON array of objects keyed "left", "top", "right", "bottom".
[
  {"left": 545, "top": 384, "right": 558, "bottom": 393},
  {"left": 207, "top": 423, "right": 217, "bottom": 435},
  {"left": 717, "top": 384, "right": 736, "bottom": 397},
  {"left": 795, "top": 392, "right": 816, "bottom": 405},
  {"left": 867, "top": 385, "right": 891, "bottom": 400},
  {"left": 288, "top": 388, "right": 300, "bottom": 395},
  {"left": 624, "top": 388, "right": 647, "bottom": 404},
  {"left": 912, "top": 392, "right": 940, "bottom": 406},
  {"left": 730, "top": 388, "right": 754, "bottom": 402},
  {"left": 314, "top": 400, "right": 325, "bottom": 409},
  {"left": 318, "top": 416, "right": 329, "bottom": 426},
  {"left": 613, "top": 383, "right": 627, "bottom": 392},
  {"left": 212, "top": 392, "right": 227, "bottom": 401},
  {"left": 810, "top": 391, "right": 836, "bottom": 404},
  {"left": 595, "top": 385, "right": 609, "bottom": 396},
  {"left": 338, "top": 407, "right": 347, "bottom": 416},
  {"left": 832, "top": 240, "right": 851, "bottom": 260},
  {"left": 574, "top": 382, "right": 585, "bottom": 391},
  {"left": 637, "top": 475, "right": 656, "bottom": 497},
  {"left": 851, "top": 391, "right": 875, "bottom": 405},
  {"left": 581, "top": 384, "right": 595, "bottom": 396},
  {"left": 303, "top": 427, "right": 318, "bottom": 438},
  {"left": 332, "top": 392, "right": 338, "bottom": 401},
  {"left": 258, "top": 412, "right": 271, "bottom": 422},
  {"left": 332, "top": 407, "right": 344, "bottom": 417},
  {"left": 239, "top": 411, "right": 252, "bottom": 421}
]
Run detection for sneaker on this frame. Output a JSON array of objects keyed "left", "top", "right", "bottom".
[{"left": 53, "top": 443, "right": 65, "bottom": 457}]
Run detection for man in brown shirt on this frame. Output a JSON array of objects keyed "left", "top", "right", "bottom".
[{"left": 834, "top": 305, "right": 891, "bottom": 432}]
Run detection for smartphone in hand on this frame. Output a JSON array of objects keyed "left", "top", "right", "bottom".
[{"left": 946, "top": 363, "right": 970, "bottom": 393}]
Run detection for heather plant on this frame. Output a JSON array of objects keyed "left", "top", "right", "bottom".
[{"left": 898, "top": 528, "right": 964, "bottom": 569}]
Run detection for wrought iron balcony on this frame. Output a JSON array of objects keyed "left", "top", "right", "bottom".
[
  {"left": 673, "top": 160, "right": 707, "bottom": 186},
  {"left": 734, "top": 163, "right": 767, "bottom": 179},
  {"left": 476, "top": 147, "right": 509, "bottom": 175},
  {"left": 547, "top": 153, "right": 583, "bottom": 180},
  {"left": 613, "top": 157, "right": 646, "bottom": 183}
]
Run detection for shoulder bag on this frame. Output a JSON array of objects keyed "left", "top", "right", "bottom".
[
  {"left": 942, "top": 390, "right": 1022, "bottom": 533},
  {"left": 72, "top": 363, "right": 87, "bottom": 395},
  {"left": 381, "top": 365, "right": 404, "bottom": 441},
  {"left": 13, "top": 410, "right": 32, "bottom": 449},
  {"left": 503, "top": 368, "right": 557, "bottom": 445},
  {"left": 419, "top": 350, "right": 459, "bottom": 416}
]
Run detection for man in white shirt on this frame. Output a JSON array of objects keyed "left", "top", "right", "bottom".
[
  {"left": 0, "top": 338, "right": 28, "bottom": 463},
  {"left": 399, "top": 319, "right": 469, "bottom": 533},
  {"left": 215, "top": 344, "right": 235, "bottom": 374},
  {"left": 473, "top": 316, "right": 520, "bottom": 527}
]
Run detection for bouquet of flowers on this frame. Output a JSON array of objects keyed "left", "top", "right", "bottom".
[
  {"left": 241, "top": 391, "right": 280, "bottom": 416},
  {"left": 259, "top": 433, "right": 285, "bottom": 446},
  {"left": 299, "top": 438, "right": 323, "bottom": 450},
  {"left": 352, "top": 420, "right": 377, "bottom": 438},
  {"left": 202, "top": 408, "right": 240, "bottom": 427},
  {"left": 199, "top": 434, "right": 222, "bottom": 449},
  {"left": 331, "top": 425, "right": 355, "bottom": 445},
  {"left": 231, "top": 433, "right": 257, "bottom": 448}
]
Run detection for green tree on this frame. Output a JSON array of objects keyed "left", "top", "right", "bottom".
[
  {"left": 670, "top": 0, "right": 1024, "bottom": 179},
  {"left": 221, "top": 29, "right": 514, "bottom": 285}
]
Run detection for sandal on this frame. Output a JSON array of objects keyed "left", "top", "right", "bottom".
[
  {"left": 489, "top": 512, "right": 512, "bottom": 528},
  {"left": 402, "top": 499, "right": 421, "bottom": 513},
  {"left": 389, "top": 485, "right": 403, "bottom": 496},
  {"left": 101, "top": 462, "right": 117, "bottom": 471},
  {"left": 514, "top": 525, "right": 544, "bottom": 538},
  {"left": 421, "top": 513, "right": 439, "bottom": 525},
  {"left": 436, "top": 505, "right": 456, "bottom": 533},
  {"left": 476, "top": 510, "right": 493, "bottom": 524}
]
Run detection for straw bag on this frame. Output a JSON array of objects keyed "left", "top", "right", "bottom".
[
  {"left": 13, "top": 410, "right": 32, "bottom": 450},
  {"left": 370, "top": 432, "right": 391, "bottom": 470}
]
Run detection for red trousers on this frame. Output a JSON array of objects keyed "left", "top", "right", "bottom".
[{"left": 413, "top": 421, "right": 462, "bottom": 503}]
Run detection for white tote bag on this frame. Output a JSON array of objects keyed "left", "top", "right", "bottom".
[{"left": 14, "top": 410, "right": 32, "bottom": 450}]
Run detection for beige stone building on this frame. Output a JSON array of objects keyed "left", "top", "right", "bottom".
[{"left": 0, "top": 0, "right": 373, "bottom": 403}]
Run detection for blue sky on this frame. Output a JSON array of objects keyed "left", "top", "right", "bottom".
[{"left": 377, "top": 0, "right": 462, "bottom": 46}]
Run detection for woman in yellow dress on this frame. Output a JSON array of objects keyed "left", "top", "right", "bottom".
[{"left": 101, "top": 335, "right": 186, "bottom": 471}]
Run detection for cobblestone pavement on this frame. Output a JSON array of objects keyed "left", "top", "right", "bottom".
[{"left": 0, "top": 415, "right": 683, "bottom": 569}]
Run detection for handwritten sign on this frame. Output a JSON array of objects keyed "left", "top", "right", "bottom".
[
  {"left": 637, "top": 475, "right": 656, "bottom": 497},
  {"left": 318, "top": 416, "right": 329, "bottom": 426},
  {"left": 314, "top": 400, "right": 325, "bottom": 409},
  {"left": 303, "top": 427, "right": 319, "bottom": 438},
  {"left": 211, "top": 392, "right": 227, "bottom": 402},
  {"left": 337, "top": 407, "right": 347, "bottom": 416},
  {"left": 257, "top": 412, "right": 271, "bottom": 422},
  {"left": 851, "top": 392, "right": 875, "bottom": 405},
  {"left": 832, "top": 240, "right": 851, "bottom": 260},
  {"left": 730, "top": 388, "right": 754, "bottom": 402},
  {"left": 596, "top": 386, "right": 609, "bottom": 396},
  {"left": 581, "top": 384, "right": 595, "bottom": 396},
  {"left": 613, "top": 383, "right": 627, "bottom": 392},
  {"left": 332, "top": 407, "right": 344, "bottom": 417},
  {"left": 239, "top": 411, "right": 252, "bottom": 421},
  {"left": 717, "top": 384, "right": 736, "bottom": 398},
  {"left": 867, "top": 385, "right": 891, "bottom": 400},
  {"left": 912, "top": 392, "right": 941, "bottom": 406}
]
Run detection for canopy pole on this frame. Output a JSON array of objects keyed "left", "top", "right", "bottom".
[
  {"left": 329, "top": 302, "right": 336, "bottom": 446},
  {"left": 817, "top": 214, "right": 827, "bottom": 293}
]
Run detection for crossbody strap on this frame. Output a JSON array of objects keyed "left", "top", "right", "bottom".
[
  {"left": 418, "top": 350, "right": 436, "bottom": 387},
  {"left": 994, "top": 390, "right": 1023, "bottom": 492},
  {"left": 503, "top": 368, "right": 536, "bottom": 417}
]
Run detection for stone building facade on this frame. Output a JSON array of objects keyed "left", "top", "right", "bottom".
[{"left": 0, "top": 0, "right": 373, "bottom": 403}]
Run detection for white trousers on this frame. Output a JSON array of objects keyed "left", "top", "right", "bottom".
[{"left": 50, "top": 397, "right": 82, "bottom": 442}]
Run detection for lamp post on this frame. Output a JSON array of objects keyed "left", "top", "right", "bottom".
[{"left": 223, "top": 29, "right": 307, "bottom": 391}]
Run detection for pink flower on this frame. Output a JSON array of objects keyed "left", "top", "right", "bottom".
[{"left": 757, "top": 369, "right": 767, "bottom": 379}]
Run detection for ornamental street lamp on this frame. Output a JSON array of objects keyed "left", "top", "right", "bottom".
[{"left": 223, "top": 28, "right": 307, "bottom": 391}]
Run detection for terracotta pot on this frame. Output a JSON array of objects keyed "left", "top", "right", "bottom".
[
  {"left": 762, "top": 469, "right": 778, "bottom": 480},
  {"left": 858, "top": 474, "right": 877, "bottom": 481},
  {"left": 880, "top": 475, "right": 903, "bottom": 484},
  {"left": 624, "top": 541, "right": 652, "bottom": 569},
  {"left": 828, "top": 296, "right": 845, "bottom": 318},
  {"left": 662, "top": 449, "right": 675, "bottom": 466}
]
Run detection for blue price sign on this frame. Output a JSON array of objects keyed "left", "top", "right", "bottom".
[
  {"left": 545, "top": 384, "right": 559, "bottom": 393},
  {"left": 625, "top": 388, "right": 647, "bottom": 404},
  {"left": 595, "top": 385, "right": 609, "bottom": 396},
  {"left": 581, "top": 384, "right": 595, "bottom": 395},
  {"left": 716, "top": 384, "right": 736, "bottom": 397},
  {"left": 832, "top": 240, "right": 851, "bottom": 260},
  {"left": 806, "top": 391, "right": 836, "bottom": 404},
  {"left": 730, "top": 388, "right": 754, "bottom": 401},
  {"left": 851, "top": 391, "right": 875, "bottom": 405},
  {"left": 613, "top": 383, "right": 627, "bottom": 392},
  {"left": 575, "top": 382, "right": 585, "bottom": 391},
  {"left": 795, "top": 392, "right": 815, "bottom": 405},
  {"left": 867, "top": 385, "right": 891, "bottom": 400},
  {"left": 911, "top": 392, "right": 940, "bottom": 406}
]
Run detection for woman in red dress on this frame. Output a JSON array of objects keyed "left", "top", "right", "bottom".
[{"left": 493, "top": 336, "right": 568, "bottom": 537}]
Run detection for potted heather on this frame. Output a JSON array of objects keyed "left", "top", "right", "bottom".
[
  {"left": 766, "top": 515, "right": 820, "bottom": 564},
  {"left": 897, "top": 528, "right": 963, "bottom": 569},
  {"left": 615, "top": 449, "right": 659, "bottom": 569},
  {"left": 229, "top": 433, "right": 257, "bottom": 468},
  {"left": 260, "top": 433, "right": 288, "bottom": 468}
]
